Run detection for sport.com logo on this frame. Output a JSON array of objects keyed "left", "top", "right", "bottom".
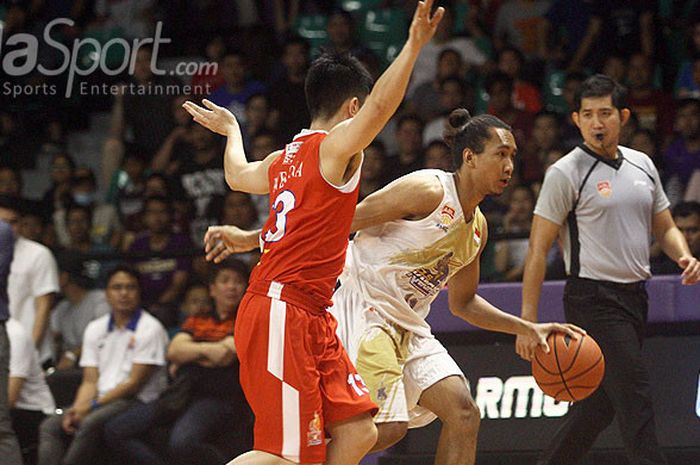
[{"left": 0, "top": 18, "right": 217, "bottom": 98}]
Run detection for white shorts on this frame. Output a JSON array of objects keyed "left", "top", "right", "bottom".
[{"left": 330, "top": 279, "right": 467, "bottom": 428}]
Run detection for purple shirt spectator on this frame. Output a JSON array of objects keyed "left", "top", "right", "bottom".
[
  {"left": 664, "top": 138, "right": 700, "bottom": 185},
  {"left": 128, "top": 232, "right": 193, "bottom": 307}
]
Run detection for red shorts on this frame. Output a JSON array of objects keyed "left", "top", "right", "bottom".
[{"left": 235, "top": 281, "right": 377, "bottom": 463}]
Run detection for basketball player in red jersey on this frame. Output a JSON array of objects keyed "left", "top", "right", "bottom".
[{"left": 182, "top": 2, "right": 445, "bottom": 465}]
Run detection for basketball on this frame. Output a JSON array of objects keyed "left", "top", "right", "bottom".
[{"left": 531, "top": 333, "right": 605, "bottom": 402}]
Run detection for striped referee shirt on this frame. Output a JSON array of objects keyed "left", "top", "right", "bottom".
[{"left": 534, "top": 144, "right": 670, "bottom": 283}]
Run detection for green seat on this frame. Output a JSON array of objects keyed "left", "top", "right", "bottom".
[
  {"left": 339, "top": 0, "right": 384, "bottom": 14},
  {"left": 542, "top": 70, "right": 568, "bottom": 114},
  {"left": 453, "top": 2, "right": 469, "bottom": 34},
  {"left": 358, "top": 8, "right": 408, "bottom": 66},
  {"left": 77, "top": 27, "right": 127, "bottom": 70},
  {"left": 294, "top": 15, "right": 328, "bottom": 56}
]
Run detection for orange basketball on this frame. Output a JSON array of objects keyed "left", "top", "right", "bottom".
[{"left": 531, "top": 333, "right": 605, "bottom": 402}]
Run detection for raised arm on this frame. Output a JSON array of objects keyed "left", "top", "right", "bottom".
[
  {"left": 183, "top": 99, "right": 282, "bottom": 194},
  {"left": 351, "top": 171, "right": 443, "bottom": 232},
  {"left": 320, "top": 0, "right": 444, "bottom": 163}
]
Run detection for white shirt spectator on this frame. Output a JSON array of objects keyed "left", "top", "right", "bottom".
[
  {"left": 80, "top": 309, "right": 168, "bottom": 403},
  {"left": 51, "top": 290, "right": 111, "bottom": 353},
  {"left": 8, "top": 236, "right": 59, "bottom": 363},
  {"left": 7, "top": 319, "right": 55, "bottom": 414}
]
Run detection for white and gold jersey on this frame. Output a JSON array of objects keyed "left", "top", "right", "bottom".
[{"left": 340, "top": 169, "right": 486, "bottom": 339}]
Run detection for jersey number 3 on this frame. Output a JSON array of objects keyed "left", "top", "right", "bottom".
[{"left": 263, "top": 190, "right": 296, "bottom": 243}]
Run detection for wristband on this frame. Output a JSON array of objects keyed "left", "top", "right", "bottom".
[{"left": 90, "top": 399, "right": 101, "bottom": 411}]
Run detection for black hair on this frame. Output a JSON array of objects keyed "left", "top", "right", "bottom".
[
  {"left": 143, "top": 195, "right": 172, "bottom": 212},
  {"left": 564, "top": 72, "right": 588, "bottom": 85},
  {"left": 208, "top": 258, "right": 250, "bottom": 285},
  {"left": 106, "top": 264, "right": 141, "bottom": 289},
  {"left": 438, "top": 47, "right": 461, "bottom": 62},
  {"left": 485, "top": 71, "right": 514, "bottom": 94},
  {"left": 305, "top": 51, "right": 373, "bottom": 120},
  {"left": 575, "top": 74, "right": 628, "bottom": 112},
  {"left": 498, "top": 46, "right": 525, "bottom": 66},
  {"left": 283, "top": 35, "right": 311, "bottom": 55},
  {"left": 443, "top": 108, "right": 512, "bottom": 169},
  {"left": 677, "top": 98, "right": 700, "bottom": 113},
  {"left": 672, "top": 201, "right": 700, "bottom": 219},
  {"left": 51, "top": 152, "right": 76, "bottom": 170}
]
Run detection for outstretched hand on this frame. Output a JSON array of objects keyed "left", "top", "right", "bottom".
[
  {"left": 182, "top": 99, "right": 239, "bottom": 136},
  {"left": 408, "top": 0, "right": 445, "bottom": 49},
  {"left": 203, "top": 225, "right": 258, "bottom": 263},
  {"left": 678, "top": 255, "right": 700, "bottom": 285},
  {"left": 516, "top": 322, "right": 586, "bottom": 361}
]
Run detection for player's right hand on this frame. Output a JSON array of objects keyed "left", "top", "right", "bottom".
[
  {"left": 203, "top": 225, "right": 258, "bottom": 262},
  {"left": 182, "top": 99, "right": 239, "bottom": 136},
  {"left": 407, "top": 0, "right": 445, "bottom": 49}
]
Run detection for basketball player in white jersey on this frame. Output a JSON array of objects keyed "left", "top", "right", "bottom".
[{"left": 204, "top": 109, "right": 583, "bottom": 465}]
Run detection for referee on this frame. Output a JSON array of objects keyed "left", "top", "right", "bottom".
[{"left": 515, "top": 74, "right": 700, "bottom": 465}]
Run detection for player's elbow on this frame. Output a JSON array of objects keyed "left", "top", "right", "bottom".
[{"left": 225, "top": 172, "right": 244, "bottom": 191}]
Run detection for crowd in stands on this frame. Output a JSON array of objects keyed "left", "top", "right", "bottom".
[{"left": 3, "top": 1, "right": 700, "bottom": 464}]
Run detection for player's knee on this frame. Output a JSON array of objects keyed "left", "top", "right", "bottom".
[
  {"left": 444, "top": 395, "right": 480, "bottom": 434},
  {"left": 375, "top": 422, "right": 408, "bottom": 451}
]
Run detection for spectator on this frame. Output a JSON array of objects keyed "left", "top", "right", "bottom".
[
  {"left": 174, "top": 125, "right": 227, "bottom": 243},
  {"left": 386, "top": 114, "right": 425, "bottom": 181},
  {"left": 590, "top": 1, "right": 655, "bottom": 64},
  {"left": 108, "top": 46, "right": 179, "bottom": 163},
  {"left": 664, "top": 98, "right": 700, "bottom": 206},
  {"left": 497, "top": 46, "right": 543, "bottom": 113},
  {"left": 626, "top": 52, "right": 675, "bottom": 140},
  {"left": 103, "top": 260, "right": 252, "bottom": 465},
  {"left": 54, "top": 167, "right": 122, "bottom": 249},
  {"left": 0, "top": 196, "right": 59, "bottom": 366},
  {"left": 494, "top": 185, "right": 536, "bottom": 281},
  {"left": 359, "top": 141, "right": 389, "bottom": 201},
  {"left": 422, "top": 77, "right": 469, "bottom": 144},
  {"left": 129, "top": 196, "right": 193, "bottom": 329},
  {"left": 37, "top": 265, "right": 169, "bottom": 465},
  {"left": 675, "top": 20, "right": 700, "bottom": 97},
  {"left": 324, "top": 9, "right": 374, "bottom": 58},
  {"left": 190, "top": 36, "right": 226, "bottom": 97},
  {"left": 179, "top": 282, "right": 212, "bottom": 320},
  {"left": 652, "top": 201, "right": 700, "bottom": 274},
  {"left": 410, "top": 48, "right": 464, "bottom": 122},
  {"left": 208, "top": 191, "right": 260, "bottom": 231},
  {"left": 151, "top": 95, "right": 196, "bottom": 177},
  {"left": 542, "top": 0, "right": 600, "bottom": 72},
  {"left": 494, "top": 0, "right": 550, "bottom": 60},
  {"left": 51, "top": 253, "right": 111, "bottom": 372},
  {"left": 0, "top": 165, "right": 21, "bottom": 196},
  {"left": 59, "top": 203, "right": 115, "bottom": 287},
  {"left": 409, "top": 7, "right": 487, "bottom": 96},
  {"left": 485, "top": 72, "right": 533, "bottom": 147},
  {"left": 559, "top": 72, "right": 586, "bottom": 149},
  {"left": 242, "top": 93, "right": 276, "bottom": 150},
  {"left": 268, "top": 36, "right": 311, "bottom": 143},
  {"left": 424, "top": 140, "right": 454, "bottom": 171},
  {"left": 41, "top": 153, "right": 75, "bottom": 217},
  {"left": 601, "top": 55, "right": 627, "bottom": 86},
  {"left": 107, "top": 150, "right": 149, "bottom": 238},
  {"left": 521, "top": 111, "right": 561, "bottom": 183},
  {"left": 677, "top": 54, "right": 700, "bottom": 99},
  {"left": 18, "top": 200, "right": 53, "bottom": 248},
  {"left": 7, "top": 318, "right": 56, "bottom": 465},
  {"left": 249, "top": 130, "right": 280, "bottom": 162},
  {"left": 207, "top": 49, "right": 266, "bottom": 124},
  {"left": 0, "top": 216, "right": 22, "bottom": 465}
]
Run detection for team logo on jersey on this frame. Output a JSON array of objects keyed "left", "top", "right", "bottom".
[
  {"left": 596, "top": 181, "right": 612, "bottom": 198},
  {"left": 283, "top": 142, "right": 302, "bottom": 164},
  {"left": 307, "top": 412, "right": 323, "bottom": 446},
  {"left": 406, "top": 252, "right": 454, "bottom": 297},
  {"left": 473, "top": 228, "right": 481, "bottom": 247},
  {"left": 440, "top": 205, "right": 456, "bottom": 224}
]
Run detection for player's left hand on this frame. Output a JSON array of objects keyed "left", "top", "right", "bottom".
[
  {"left": 203, "top": 225, "right": 259, "bottom": 263},
  {"left": 678, "top": 255, "right": 700, "bottom": 285},
  {"left": 183, "top": 99, "right": 239, "bottom": 136},
  {"left": 526, "top": 322, "right": 586, "bottom": 359}
]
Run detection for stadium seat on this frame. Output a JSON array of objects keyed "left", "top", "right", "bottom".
[
  {"left": 542, "top": 69, "right": 568, "bottom": 114},
  {"left": 358, "top": 8, "right": 408, "bottom": 66},
  {"left": 294, "top": 15, "right": 328, "bottom": 56}
]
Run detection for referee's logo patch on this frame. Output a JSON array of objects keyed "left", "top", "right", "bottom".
[{"left": 596, "top": 180, "right": 612, "bottom": 198}]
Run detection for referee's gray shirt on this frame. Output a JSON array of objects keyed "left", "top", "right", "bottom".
[{"left": 535, "top": 144, "right": 670, "bottom": 283}]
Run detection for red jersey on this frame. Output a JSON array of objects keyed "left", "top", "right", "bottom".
[{"left": 248, "top": 130, "right": 361, "bottom": 310}]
